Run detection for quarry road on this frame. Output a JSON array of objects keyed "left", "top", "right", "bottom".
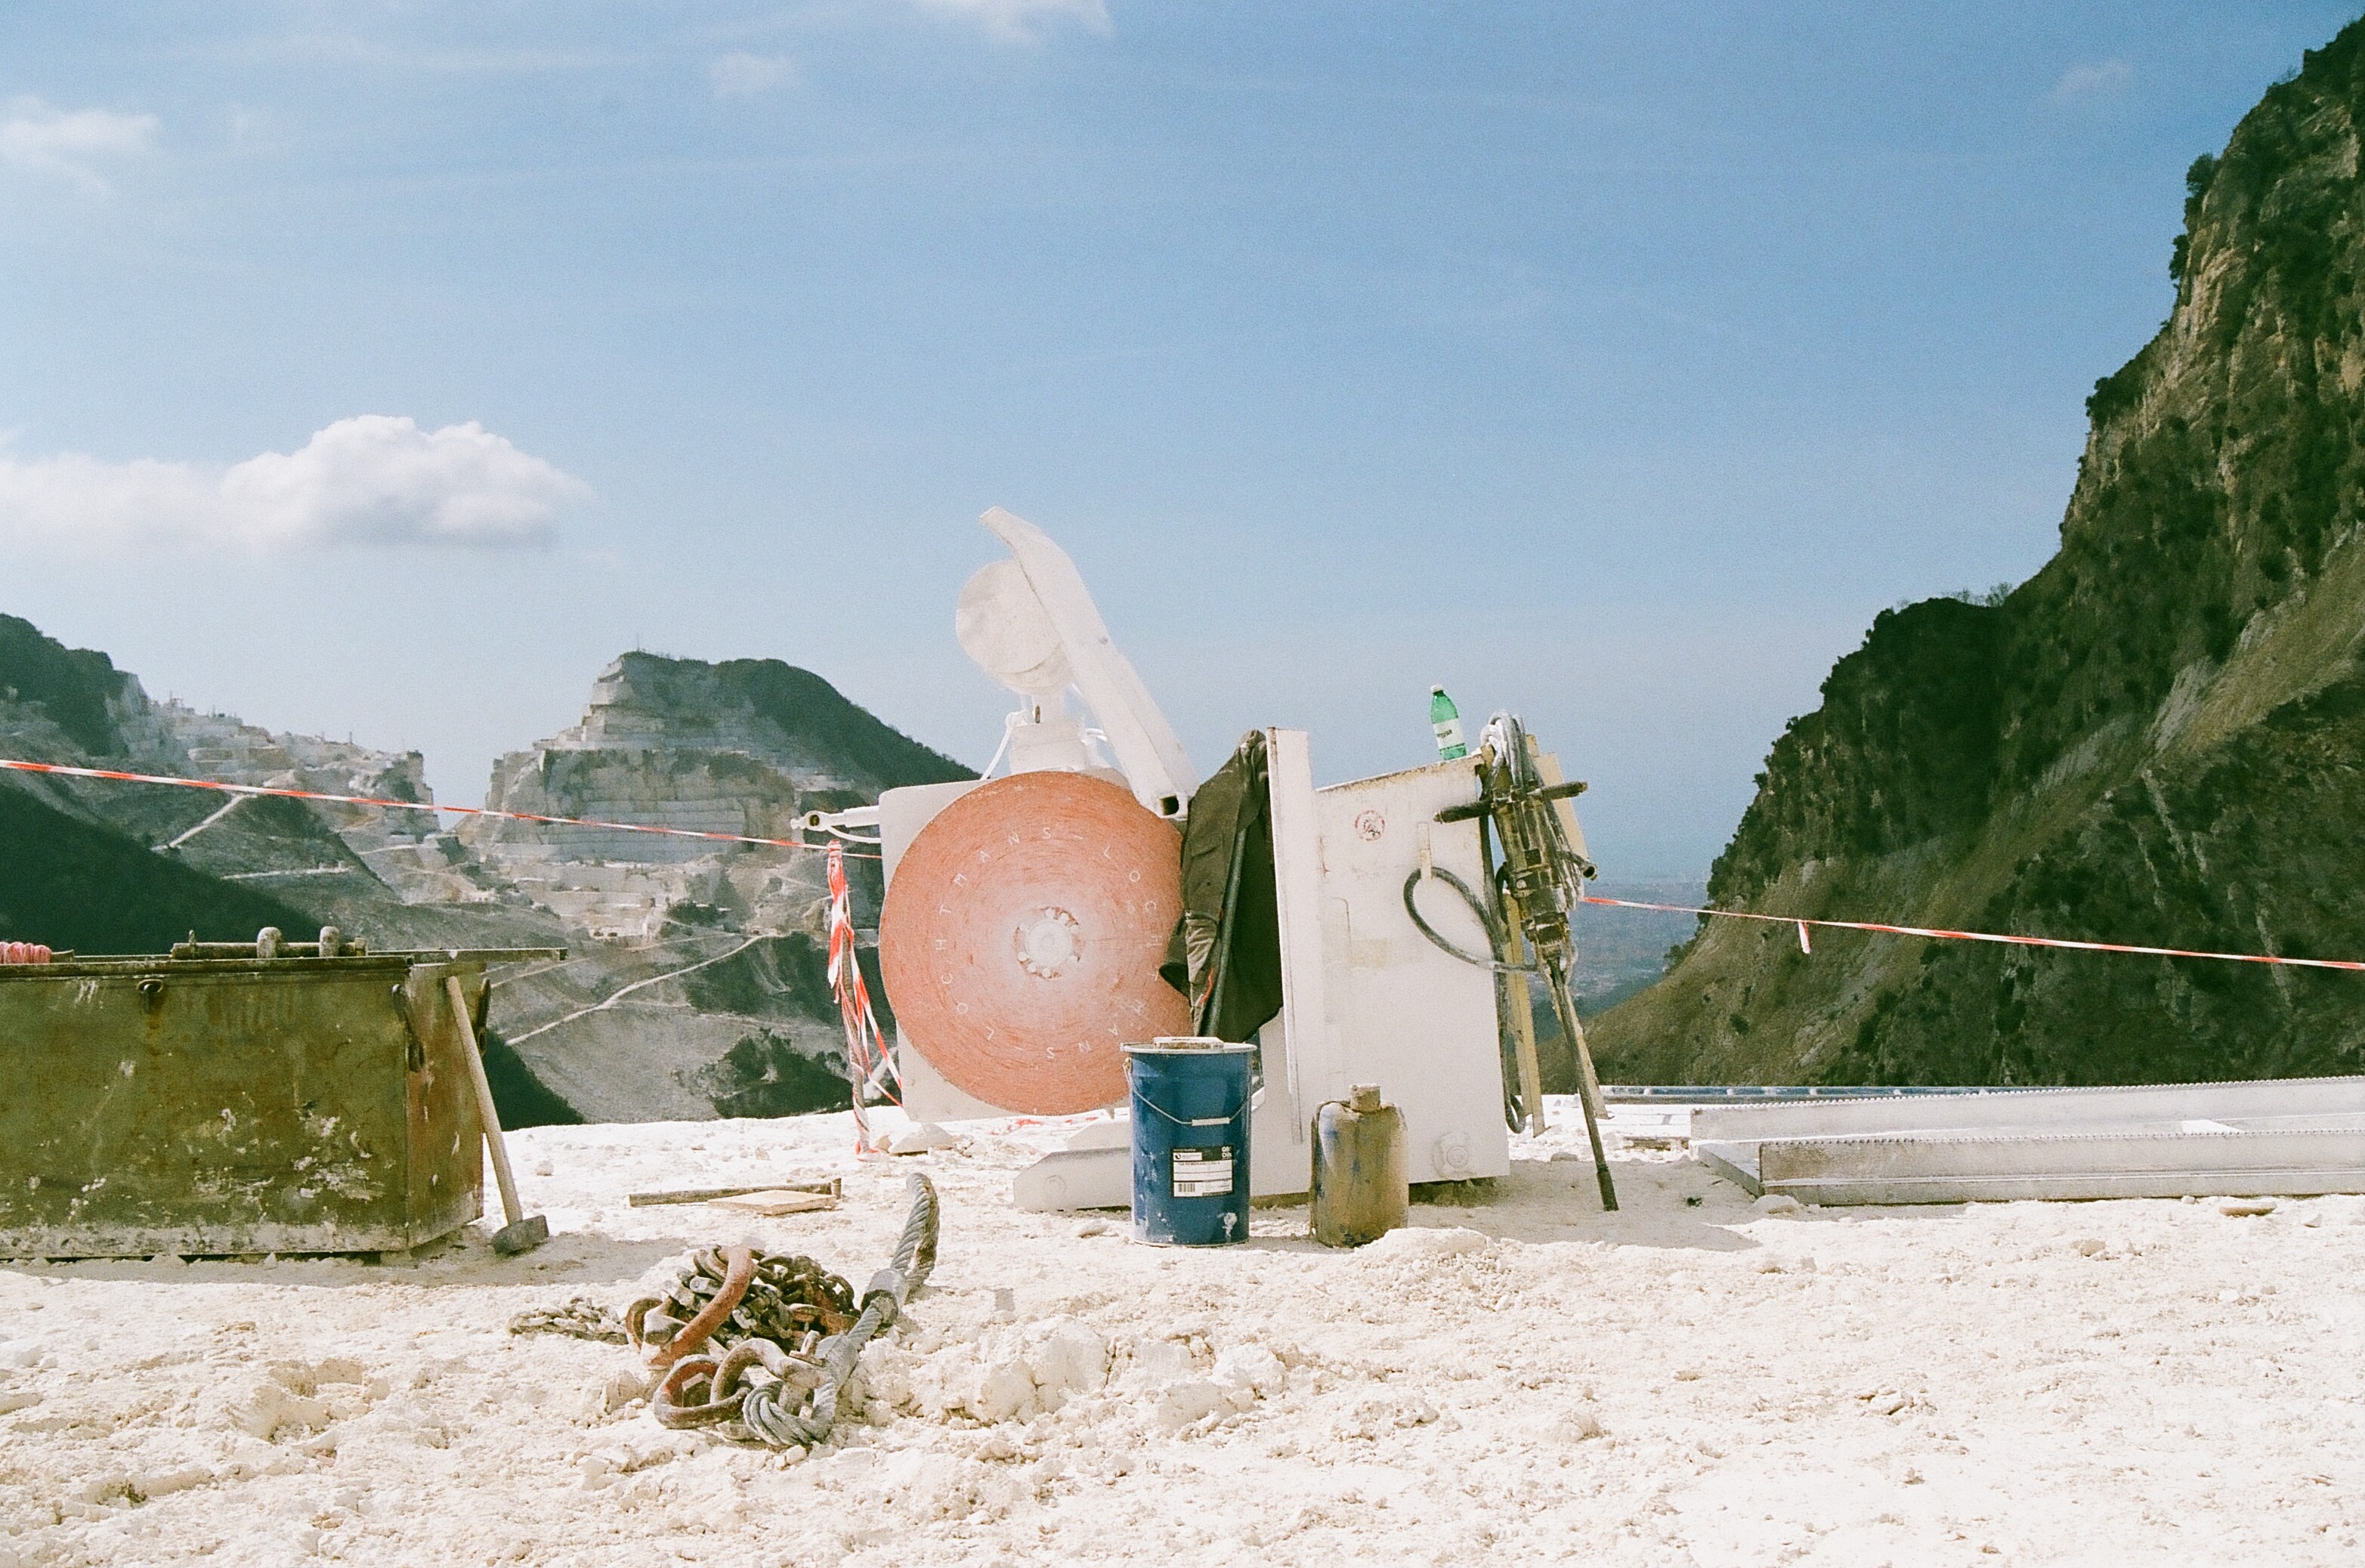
[
  {"left": 1, "top": 1100, "right": 2360, "bottom": 1566},
  {"left": 503, "top": 934, "right": 769, "bottom": 1047}
]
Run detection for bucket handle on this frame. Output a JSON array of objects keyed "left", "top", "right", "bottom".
[{"left": 1133, "top": 1090, "right": 1249, "bottom": 1130}]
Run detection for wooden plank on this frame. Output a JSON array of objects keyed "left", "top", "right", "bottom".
[
  {"left": 703, "top": 1189, "right": 840, "bottom": 1217},
  {"left": 1527, "top": 744, "right": 1603, "bottom": 1131},
  {"left": 1501, "top": 923, "right": 1547, "bottom": 1136},
  {"left": 627, "top": 1178, "right": 842, "bottom": 1208},
  {"left": 1531, "top": 747, "right": 1589, "bottom": 868}
]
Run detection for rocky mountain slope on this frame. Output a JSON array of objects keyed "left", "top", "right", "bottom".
[
  {"left": 0, "top": 787, "right": 314, "bottom": 959},
  {"left": 467, "top": 653, "right": 967, "bottom": 939},
  {"left": 0, "top": 613, "right": 389, "bottom": 952},
  {"left": 462, "top": 653, "right": 971, "bottom": 1123},
  {"left": 1593, "top": 22, "right": 2365, "bottom": 1087},
  {"left": 0, "top": 620, "right": 968, "bottom": 1124}
]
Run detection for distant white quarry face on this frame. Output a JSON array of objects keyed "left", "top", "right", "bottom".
[{"left": 465, "top": 651, "right": 959, "bottom": 941}]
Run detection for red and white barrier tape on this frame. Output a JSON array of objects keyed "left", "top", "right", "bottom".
[
  {"left": 23, "top": 754, "right": 2345, "bottom": 978},
  {"left": 1, "top": 942, "right": 54, "bottom": 965},
  {"left": 0, "top": 756, "right": 881, "bottom": 860},
  {"left": 826, "top": 841, "right": 901, "bottom": 1152},
  {"left": 1578, "top": 894, "right": 2365, "bottom": 974}
]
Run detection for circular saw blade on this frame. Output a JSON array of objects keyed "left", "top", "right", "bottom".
[{"left": 880, "top": 771, "right": 1191, "bottom": 1115}]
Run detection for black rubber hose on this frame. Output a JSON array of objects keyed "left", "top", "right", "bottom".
[{"left": 1402, "top": 867, "right": 1534, "bottom": 976}]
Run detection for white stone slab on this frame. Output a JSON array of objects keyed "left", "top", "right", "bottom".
[
  {"left": 1756, "top": 1119, "right": 2365, "bottom": 1206},
  {"left": 1690, "top": 1075, "right": 2365, "bottom": 1143}
]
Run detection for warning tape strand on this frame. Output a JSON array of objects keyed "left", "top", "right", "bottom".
[
  {"left": 21, "top": 753, "right": 2345, "bottom": 973},
  {"left": 1577, "top": 894, "right": 2365, "bottom": 974},
  {"left": 827, "top": 841, "right": 901, "bottom": 1154},
  {"left": 0, "top": 756, "right": 883, "bottom": 860}
]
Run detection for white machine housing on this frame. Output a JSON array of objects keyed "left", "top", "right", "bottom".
[{"left": 1263, "top": 734, "right": 1511, "bottom": 1192}]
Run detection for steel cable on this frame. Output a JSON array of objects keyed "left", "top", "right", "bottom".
[{"left": 740, "top": 1173, "right": 938, "bottom": 1449}]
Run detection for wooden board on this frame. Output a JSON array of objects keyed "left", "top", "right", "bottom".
[
  {"left": 627, "top": 1179, "right": 841, "bottom": 1208},
  {"left": 703, "top": 1189, "right": 839, "bottom": 1217}
]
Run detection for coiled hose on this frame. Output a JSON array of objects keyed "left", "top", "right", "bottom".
[
  {"left": 1402, "top": 865, "right": 1532, "bottom": 975},
  {"left": 739, "top": 1172, "right": 938, "bottom": 1449}
]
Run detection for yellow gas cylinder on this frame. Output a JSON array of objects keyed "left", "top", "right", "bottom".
[{"left": 1311, "top": 1084, "right": 1408, "bottom": 1248}]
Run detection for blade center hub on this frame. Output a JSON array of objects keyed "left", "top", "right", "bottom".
[{"left": 1014, "top": 907, "right": 1083, "bottom": 978}]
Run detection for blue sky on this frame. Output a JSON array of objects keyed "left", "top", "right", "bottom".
[{"left": 2, "top": 2, "right": 2355, "bottom": 876}]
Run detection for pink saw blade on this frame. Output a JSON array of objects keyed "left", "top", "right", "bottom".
[{"left": 879, "top": 772, "right": 1191, "bottom": 1115}]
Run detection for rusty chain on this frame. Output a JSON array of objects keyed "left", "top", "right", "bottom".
[
  {"left": 506, "top": 1295, "right": 632, "bottom": 1344},
  {"left": 626, "top": 1249, "right": 855, "bottom": 1359},
  {"left": 626, "top": 1245, "right": 859, "bottom": 1431},
  {"left": 548, "top": 1176, "right": 940, "bottom": 1446}
]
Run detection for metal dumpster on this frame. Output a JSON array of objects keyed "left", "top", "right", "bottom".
[{"left": 0, "top": 935, "right": 561, "bottom": 1259}]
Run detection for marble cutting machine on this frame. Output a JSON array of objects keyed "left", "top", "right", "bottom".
[{"left": 851, "top": 507, "right": 1573, "bottom": 1209}]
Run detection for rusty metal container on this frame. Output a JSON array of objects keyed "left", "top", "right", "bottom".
[
  {"left": 0, "top": 935, "right": 558, "bottom": 1259},
  {"left": 1311, "top": 1084, "right": 1409, "bottom": 1248}
]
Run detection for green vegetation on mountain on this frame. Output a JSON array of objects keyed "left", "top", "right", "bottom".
[
  {"left": 0, "top": 613, "right": 129, "bottom": 755},
  {"left": 0, "top": 787, "right": 317, "bottom": 956},
  {"left": 713, "top": 658, "right": 974, "bottom": 790},
  {"left": 0, "top": 615, "right": 323, "bottom": 954},
  {"left": 476, "top": 1028, "right": 586, "bottom": 1129},
  {"left": 1594, "top": 20, "right": 2365, "bottom": 1086}
]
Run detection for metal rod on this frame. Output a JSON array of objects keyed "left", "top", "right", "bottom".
[
  {"left": 1544, "top": 972, "right": 1617, "bottom": 1211},
  {"left": 1476, "top": 808, "right": 1544, "bottom": 1134}
]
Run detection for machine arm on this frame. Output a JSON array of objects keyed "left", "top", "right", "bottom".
[{"left": 979, "top": 507, "right": 1197, "bottom": 812}]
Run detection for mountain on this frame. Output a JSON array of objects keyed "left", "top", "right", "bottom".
[
  {"left": 0, "top": 787, "right": 317, "bottom": 957},
  {"left": 1591, "top": 22, "right": 2365, "bottom": 1087},
  {"left": 465, "top": 652, "right": 972, "bottom": 1123},
  {"left": 0, "top": 614, "right": 330, "bottom": 953},
  {"left": 0, "top": 619, "right": 970, "bottom": 1124},
  {"left": 467, "top": 652, "right": 969, "bottom": 939}
]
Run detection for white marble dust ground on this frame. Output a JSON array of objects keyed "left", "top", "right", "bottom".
[{"left": 2, "top": 1097, "right": 2360, "bottom": 1566}]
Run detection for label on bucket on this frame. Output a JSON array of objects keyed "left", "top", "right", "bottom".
[{"left": 1171, "top": 1146, "right": 1235, "bottom": 1198}]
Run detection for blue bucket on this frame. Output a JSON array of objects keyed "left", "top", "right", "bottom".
[{"left": 1124, "top": 1038, "right": 1256, "bottom": 1246}]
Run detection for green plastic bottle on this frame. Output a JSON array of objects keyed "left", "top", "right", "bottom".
[{"left": 1430, "top": 685, "right": 1468, "bottom": 760}]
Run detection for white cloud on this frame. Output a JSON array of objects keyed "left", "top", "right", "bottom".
[
  {"left": 0, "top": 97, "right": 158, "bottom": 194},
  {"left": 2052, "top": 58, "right": 2132, "bottom": 104},
  {"left": 911, "top": 0, "right": 1112, "bottom": 42},
  {"left": 710, "top": 51, "right": 799, "bottom": 98},
  {"left": 0, "top": 416, "right": 590, "bottom": 555}
]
